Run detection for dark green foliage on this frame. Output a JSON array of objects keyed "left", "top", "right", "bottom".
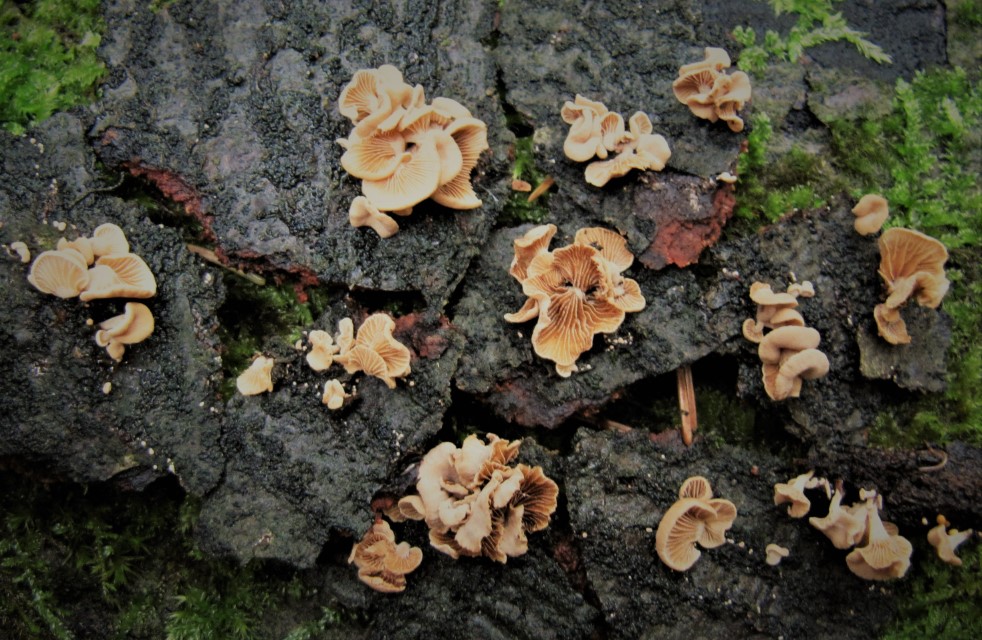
[
  {"left": 0, "top": 473, "right": 343, "bottom": 640},
  {"left": 501, "top": 136, "right": 551, "bottom": 225},
  {"left": 732, "top": 0, "right": 891, "bottom": 74},
  {"left": 216, "top": 277, "right": 330, "bottom": 398},
  {"left": 883, "top": 544, "right": 982, "bottom": 640},
  {"left": 0, "top": 0, "right": 106, "bottom": 134},
  {"left": 734, "top": 113, "right": 827, "bottom": 223}
]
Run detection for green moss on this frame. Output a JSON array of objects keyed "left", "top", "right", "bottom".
[
  {"left": 735, "top": 114, "right": 828, "bottom": 223},
  {"left": 501, "top": 136, "right": 550, "bottom": 225},
  {"left": 217, "top": 277, "right": 330, "bottom": 398},
  {"left": 0, "top": 473, "right": 346, "bottom": 640},
  {"left": 0, "top": 0, "right": 106, "bottom": 134},
  {"left": 882, "top": 545, "right": 982, "bottom": 640},
  {"left": 693, "top": 388, "right": 758, "bottom": 449},
  {"left": 732, "top": 0, "right": 891, "bottom": 74}
]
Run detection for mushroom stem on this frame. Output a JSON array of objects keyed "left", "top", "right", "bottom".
[
  {"left": 527, "top": 176, "right": 555, "bottom": 203},
  {"left": 677, "top": 364, "right": 697, "bottom": 446}
]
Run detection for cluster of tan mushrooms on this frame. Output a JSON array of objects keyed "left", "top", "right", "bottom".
[
  {"left": 672, "top": 47, "right": 752, "bottom": 132},
  {"left": 560, "top": 95, "right": 672, "bottom": 187},
  {"left": 26, "top": 223, "right": 157, "bottom": 362},
  {"left": 655, "top": 476, "right": 737, "bottom": 571},
  {"left": 395, "top": 434, "right": 559, "bottom": 563},
  {"left": 503, "top": 224, "right": 646, "bottom": 376},
  {"left": 742, "top": 281, "right": 829, "bottom": 401},
  {"left": 236, "top": 313, "right": 411, "bottom": 402},
  {"left": 337, "top": 65, "right": 489, "bottom": 238},
  {"left": 348, "top": 520, "right": 424, "bottom": 593},
  {"left": 775, "top": 471, "right": 915, "bottom": 580}
]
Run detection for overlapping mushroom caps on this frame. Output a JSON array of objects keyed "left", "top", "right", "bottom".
[
  {"left": 25, "top": 223, "right": 158, "bottom": 362},
  {"left": 742, "top": 281, "right": 829, "bottom": 400},
  {"left": 336, "top": 65, "right": 489, "bottom": 237},
  {"left": 846, "top": 496, "right": 913, "bottom": 581},
  {"left": 672, "top": 47, "right": 752, "bottom": 132},
  {"left": 873, "top": 227, "right": 949, "bottom": 345},
  {"left": 333, "top": 313, "right": 412, "bottom": 389},
  {"left": 561, "top": 95, "right": 671, "bottom": 187},
  {"left": 504, "top": 225, "right": 645, "bottom": 376},
  {"left": 926, "top": 515, "right": 974, "bottom": 566},
  {"left": 348, "top": 520, "right": 423, "bottom": 593},
  {"left": 655, "top": 475, "right": 737, "bottom": 571},
  {"left": 396, "top": 434, "right": 558, "bottom": 563}
]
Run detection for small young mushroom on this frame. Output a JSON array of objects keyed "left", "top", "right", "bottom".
[
  {"left": 852, "top": 194, "right": 889, "bottom": 236},
  {"left": 926, "top": 515, "right": 974, "bottom": 566},
  {"left": 655, "top": 498, "right": 718, "bottom": 571},
  {"left": 306, "top": 329, "right": 340, "bottom": 371},
  {"left": 94, "top": 302, "right": 155, "bottom": 362},
  {"left": 348, "top": 196, "right": 400, "bottom": 239},
  {"left": 90, "top": 222, "right": 130, "bottom": 257},
  {"left": 786, "top": 281, "right": 815, "bottom": 298},
  {"left": 348, "top": 520, "right": 423, "bottom": 594},
  {"left": 765, "top": 543, "right": 790, "bottom": 566},
  {"left": 333, "top": 313, "right": 411, "bottom": 389},
  {"left": 321, "top": 379, "right": 351, "bottom": 410},
  {"left": 10, "top": 241, "right": 31, "bottom": 263},
  {"left": 236, "top": 355, "right": 275, "bottom": 396},
  {"left": 773, "top": 470, "right": 816, "bottom": 518}
]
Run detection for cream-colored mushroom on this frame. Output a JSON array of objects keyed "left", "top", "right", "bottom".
[
  {"left": 348, "top": 196, "right": 400, "bottom": 239},
  {"left": 926, "top": 515, "right": 974, "bottom": 566},
  {"left": 26, "top": 249, "right": 90, "bottom": 298},
  {"left": 809, "top": 479, "right": 868, "bottom": 549},
  {"left": 80, "top": 254, "right": 157, "bottom": 301},
  {"left": 306, "top": 330, "right": 340, "bottom": 371},
  {"left": 94, "top": 302, "right": 155, "bottom": 362},
  {"left": 765, "top": 543, "right": 790, "bottom": 566},
  {"left": 846, "top": 501, "right": 913, "bottom": 580},
  {"left": 774, "top": 470, "right": 816, "bottom": 518},
  {"left": 90, "top": 223, "right": 130, "bottom": 257},
  {"left": 321, "top": 379, "right": 350, "bottom": 410},
  {"left": 236, "top": 355, "right": 275, "bottom": 396},
  {"left": 852, "top": 194, "right": 889, "bottom": 236}
]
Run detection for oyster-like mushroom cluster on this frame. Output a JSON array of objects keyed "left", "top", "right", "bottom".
[
  {"left": 672, "top": 47, "right": 751, "bottom": 132},
  {"left": 873, "top": 227, "right": 949, "bottom": 345},
  {"left": 655, "top": 476, "right": 737, "bottom": 571},
  {"left": 25, "top": 223, "right": 157, "bottom": 362},
  {"left": 560, "top": 95, "right": 671, "bottom": 187},
  {"left": 504, "top": 224, "right": 646, "bottom": 377},
  {"left": 397, "top": 434, "right": 559, "bottom": 563},
  {"left": 775, "top": 473, "right": 914, "bottom": 581},
  {"left": 299, "top": 313, "right": 411, "bottom": 407},
  {"left": 336, "top": 65, "right": 489, "bottom": 238},
  {"left": 348, "top": 520, "right": 423, "bottom": 593},
  {"left": 742, "top": 282, "right": 829, "bottom": 401}
]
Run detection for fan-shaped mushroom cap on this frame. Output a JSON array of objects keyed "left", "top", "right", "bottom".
[
  {"left": 846, "top": 504, "right": 913, "bottom": 580},
  {"left": 628, "top": 111, "right": 653, "bottom": 136},
  {"left": 633, "top": 134, "right": 672, "bottom": 170},
  {"left": 574, "top": 227, "right": 633, "bottom": 273},
  {"left": 361, "top": 134, "right": 442, "bottom": 212},
  {"left": 523, "top": 244, "right": 626, "bottom": 376},
  {"left": 770, "top": 348, "right": 829, "bottom": 400},
  {"left": 508, "top": 224, "right": 558, "bottom": 283},
  {"left": 236, "top": 355, "right": 274, "bottom": 396},
  {"left": 719, "top": 71, "right": 752, "bottom": 105},
  {"left": 758, "top": 326, "right": 821, "bottom": 364},
  {"left": 809, "top": 480, "right": 868, "bottom": 549},
  {"left": 338, "top": 68, "right": 396, "bottom": 124},
  {"left": 351, "top": 313, "right": 411, "bottom": 384},
  {"left": 879, "top": 227, "right": 948, "bottom": 286},
  {"left": 430, "top": 117, "right": 488, "bottom": 210},
  {"left": 853, "top": 194, "right": 890, "bottom": 235},
  {"left": 679, "top": 476, "right": 713, "bottom": 501},
  {"left": 927, "top": 515, "right": 973, "bottom": 566},
  {"left": 348, "top": 196, "right": 400, "bottom": 239},
  {"left": 749, "top": 282, "right": 799, "bottom": 308},
  {"left": 563, "top": 110, "right": 604, "bottom": 162},
  {"left": 584, "top": 153, "right": 645, "bottom": 187},
  {"left": 322, "top": 379, "right": 350, "bottom": 410},
  {"left": 768, "top": 308, "right": 806, "bottom": 328},
  {"left": 672, "top": 68, "right": 724, "bottom": 108},
  {"left": 336, "top": 317, "right": 355, "bottom": 354},
  {"left": 679, "top": 47, "right": 732, "bottom": 75},
  {"left": 27, "top": 249, "right": 91, "bottom": 298},
  {"left": 655, "top": 498, "right": 717, "bottom": 571},
  {"left": 90, "top": 223, "right": 130, "bottom": 257},
  {"left": 306, "top": 330, "right": 340, "bottom": 371},
  {"left": 80, "top": 254, "right": 157, "bottom": 301},
  {"left": 95, "top": 302, "right": 155, "bottom": 346},
  {"left": 742, "top": 318, "right": 765, "bottom": 343},
  {"left": 765, "top": 543, "right": 790, "bottom": 566},
  {"left": 340, "top": 129, "right": 409, "bottom": 181},
  {"left": 598, "top": 112, "right": 626, "bottom": 155},
  {"left": 774, "top": 471, "right": 815, "bottom": 518},
  {"left": 699, "top": 498, "right": 737, "bottom": 549},
  {"left": 511, "top": 463, "right": 559, "bottom": 533},
  {"left": 57, "top": 237, "right": 94, "bottom": 265}
]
